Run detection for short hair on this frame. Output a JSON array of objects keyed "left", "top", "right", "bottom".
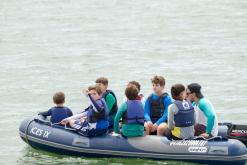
[
  {"left": 151, "top": 75, "right": 165, "bottom": 87},
  {"left": 53, "top": 92, "right": 65, "bottom": 104},
  {"left": 95, "top": 77, "right": 108, "bottom": 86},
  {"left": 128, "top": 81, "right": 141, "bottom": 92},
  {"left": 88, "top": 84, "right": 102, "bottom": 95},
  {"left": 125, "top": 84, "right": 139, "bottom": 100},
  {"left": 171, "top": 84, "right": 185, "bottom": 100},
  {"left": 187, "top": 83, "right": 204, "bottom": 98}
]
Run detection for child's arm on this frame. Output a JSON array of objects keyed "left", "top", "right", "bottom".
[
  {"left": 114, "top": 103, "right": 127, "bottom": 133},
  {"left": 88, "top": 94, "right": 104, "bottom": 113},
  {"left": 144, "top": 99, "right": 152, "bottom": 122},
  {"left": 167, "top": 104, "right": 175, "bottom": 130},
  {"left": 38, "top": 109, "right": 52, "bottom": 117},
  {"left": 156, "top": 96, "right": 172, "bottom": 125}
]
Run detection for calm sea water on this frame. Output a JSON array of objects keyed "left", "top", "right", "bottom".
[{"left": 0, "top": 0, "right": 246, "bottom": 164}]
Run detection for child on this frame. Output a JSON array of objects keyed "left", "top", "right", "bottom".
[
  {"left": 167, "top": 84, "right": 195, "bottom": 139},
  {"left": 95, "top": 77, "right": 118, "bottom": 129},
  {"left": 39, "top": 91, "right": 73, "bottom": 124},
  {"left": 144, "top": 75, "right": 172, "bottom": 136},
  {"left": 61, "top": 85, "right": 109, "bottom": 137},
  {"left": 123, "top": 81, "right": 146, "bottom": 107},
  {"left": 114, "top": 84, "right": 144, "bottom": 137}
]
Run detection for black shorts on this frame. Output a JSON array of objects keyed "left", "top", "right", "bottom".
[{"left": 194, "top": 124, "right": 206, "bottom": 136}]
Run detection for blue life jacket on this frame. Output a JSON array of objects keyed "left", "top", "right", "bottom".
[
  {"left": 102, "top": 90, "right": 118, "bottom": 116},
  {"left": 148, "top": 93, "right": 168, "bottom": 123},
  {"left": 50, "top": 107, "right": 72, "bottom": 124},
  {"left": 174, "top": 100, "right": 195, "bottom": 127},
  {"left": 86, "top": 99, "right": 107, "bottom": 123},
  {"left": 123, "top": 100, "right": 144, "bottom": 125}
]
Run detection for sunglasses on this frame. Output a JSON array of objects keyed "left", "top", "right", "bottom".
[{"left": 186, "top": 92, "right": 192, "bottom": 95}]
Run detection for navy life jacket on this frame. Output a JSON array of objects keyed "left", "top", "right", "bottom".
[
  {"left": 174, "top": 100, "right": 195, "bottom": 127},
  {"left": 148, "top": 93, "right": 168, "bottom": 122},
  {"left": 86, "top": 99, "right": 107, "bottom": 123},
  {"left": 123, "top": 100, "right": 144, "bottom": 125},
  {"left": 102, "top": 90, "right": 118, "bottom": 116}
]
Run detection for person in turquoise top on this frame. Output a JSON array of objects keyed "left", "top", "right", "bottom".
[
  {"left": 114, "top": 84, "right": 144, "bottom": 137},
  {"left": 144, "top": 75, "right": 172, "bottom": 136},
  {"left": 96, "top": 77, "right": 118, "bottom": 129},
  {"left": 186, "top": 83, "right": 218, "bottom": 138}
]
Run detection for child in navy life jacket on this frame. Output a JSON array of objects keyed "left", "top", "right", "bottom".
[
  {"left": 144, "top": 75, "right": 172, "bottom": 136},
  {"left": 61, "top": 85, "right": 109, "bottom": 137},
  {"left": 39, "top": 92, "right": 73, "bottom": 124},
  {"left": 114, "top": 84, "right": 144, "bottom": 137}
]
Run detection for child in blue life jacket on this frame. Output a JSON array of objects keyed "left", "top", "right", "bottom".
[
  {"left": 114, "top": 84, "right": 144, "bottom": 137},
  {"left": 39, "top": 91, "right": 73, "bottom": 124},
  {"left": 61, "top": 85, "right": 109, "bottom": 137}
]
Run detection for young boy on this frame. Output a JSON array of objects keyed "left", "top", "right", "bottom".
[
  {"left": 95, "top": 77, "right": 118, "bottom": 129},
  {"left": 114, "top": 84, "right": 144, "bottom": 137},
  {"left": 123, "top": 81, "right": 146, "bottom": 107},
  {"left": 144, "top": 75, "right": 172, "bottom": 136},
  {"left": 39, "top": 91, "right": 73, "bottom": 124},
  {"left": 61, "top": 85, "right": 109, "bottom": 137}
]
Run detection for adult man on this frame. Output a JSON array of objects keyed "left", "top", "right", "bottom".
[{"left": 186, "top": 83, "right": 218, "bottom": 137}]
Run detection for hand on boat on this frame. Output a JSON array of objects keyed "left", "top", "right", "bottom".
[
  {"left": 200, "top": 133, "right": 209, "bottom": 138},
  {"left": 111, "top": 132, "right": 120, "bottom": 137}
]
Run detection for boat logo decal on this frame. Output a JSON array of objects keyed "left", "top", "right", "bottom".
[
  {"left": 30, "top": 127, "right": 51, "bottom": 139},
  {"left": 231, "top": 129, "right": 247, "bottom": 135},
  {"left": 188, "top": 147, "right": 207, "bottom": 153},
  {"left": 170, "top": 140, "right": 207, "bottom": 146}
]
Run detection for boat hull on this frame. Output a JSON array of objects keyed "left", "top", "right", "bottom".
[{"left": 19, "top": 118, "right": 247, "bottom": 165}]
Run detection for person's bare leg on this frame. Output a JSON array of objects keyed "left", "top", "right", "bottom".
[
  {"left": 69, "top": 120, "right": 76, "bottom": 127},
  {"left": 144, "top": 122, "right": 150, "bottom": 135},
  {"left": 157, "top": 123, "right": 168, "bottom": 136}
]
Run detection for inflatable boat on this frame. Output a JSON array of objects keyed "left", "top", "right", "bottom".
[{"left": 19, "top": 116, "right": 247, "bottom": 165}]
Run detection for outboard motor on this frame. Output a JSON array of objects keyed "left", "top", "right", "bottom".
[{"left": 227, "top": 124, "right": 247, "bottom": 146}]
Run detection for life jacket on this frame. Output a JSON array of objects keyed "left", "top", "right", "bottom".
[
  {"left": 148, "top": 93, "right": 168, "bottom": 122},
  {"left": 174, "top": 100, "right": 195, "bottom": 127},
  {"left": 86, "top": 99, "right": 107, "bottom": 123},
  {"left": 122, "top": 100, "right": 144, "bottom": 125},
  {"left": 102, "top": 90, "right": 118, "bottom": 116}
]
